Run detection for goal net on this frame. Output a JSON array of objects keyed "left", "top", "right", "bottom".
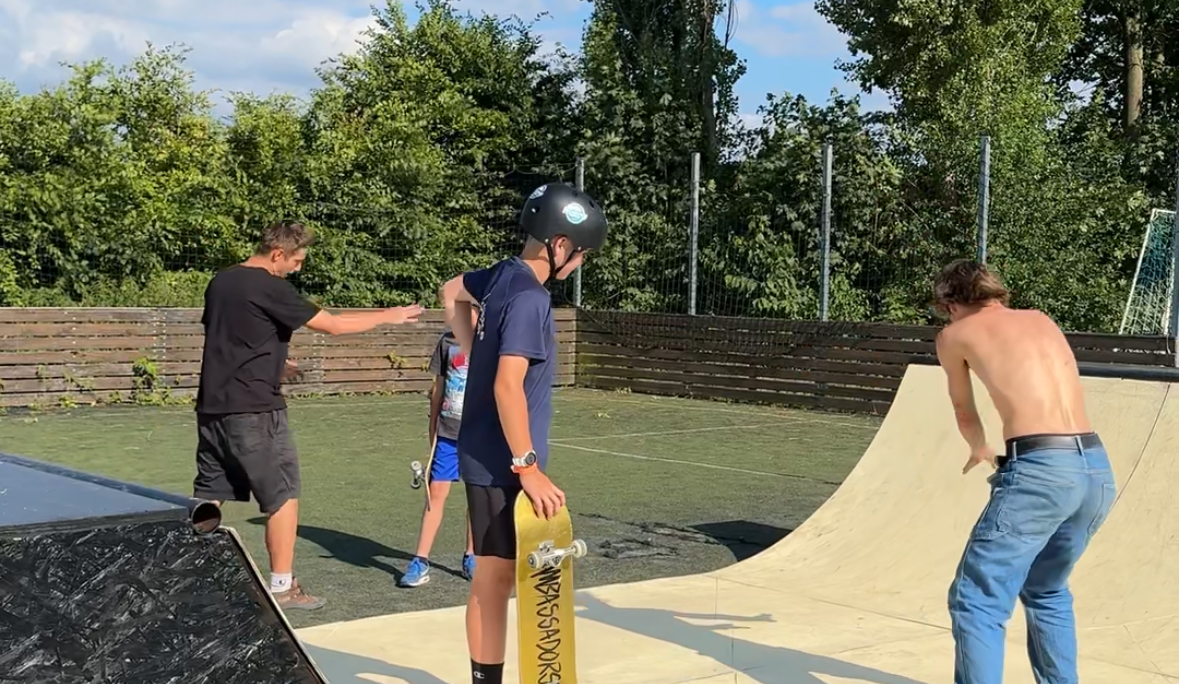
[{"left": 1120, "top": 208, "right": 1178, "bottom": 335}]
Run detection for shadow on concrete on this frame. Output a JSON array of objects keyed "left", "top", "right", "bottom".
[
  {"left": 305, "top": 645, "right": 450, "bottom": 684},
  {"left": 575, "top": 593, "right": 936, "bottom": 684},
  {"left": 245, "top": 518, "right": 465, "bottom": 584},
  {"left": 300, "top": 592, "right": 937, "bottom": 684}
]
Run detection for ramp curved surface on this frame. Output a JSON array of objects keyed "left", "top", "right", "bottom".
[{"left": 298, "top": 364, "right": 1179, "bottom": 684}]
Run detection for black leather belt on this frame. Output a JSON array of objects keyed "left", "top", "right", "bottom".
[{"left": 996, "top": 432, "right": 1102, "bottom": 468}]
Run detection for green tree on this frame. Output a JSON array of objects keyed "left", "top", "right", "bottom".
[
  {"left": 574, "top": 0, "right": 745, "bottom": 312},
  {"left": 703, "top": 92, "right": 914, "bottom": 321},
  {"left": 294, "top": 0, "right": 577, "bottom": 306},
  {"left": 817, "top": 0, "right": 1147, "bottom": 331},
  {"left": 0, "top": 45, "right": 235, "bottom": 306}
]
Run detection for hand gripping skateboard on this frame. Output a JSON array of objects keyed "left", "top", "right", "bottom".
[
  {"left": 409, "top": 435, "right": 439, "bottom": 511},
  {"left": 514, "top": 491, "right": 587, "bottom": 684}
]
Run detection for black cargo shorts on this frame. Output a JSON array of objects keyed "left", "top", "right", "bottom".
[
  {"left": 192, "top": 409, "right": 301, "bottom": 514},
  {"left": 466, "top": 483, "right": 523, "bottom": 559}
]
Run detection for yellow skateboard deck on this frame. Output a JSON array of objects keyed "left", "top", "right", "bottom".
[
  {"left": 409, "top": 435, "right": 439, "bottom": 511},
  {"left": 514, "top": 491, "right": 587, "bottom": 684}
]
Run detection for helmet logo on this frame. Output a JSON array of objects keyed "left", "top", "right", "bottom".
[
  {"left": 563, "top": 202, "right": 587, "bottom": 224},
  {"left": 529, "top": 185, "right": 548, "bottom": 200}
]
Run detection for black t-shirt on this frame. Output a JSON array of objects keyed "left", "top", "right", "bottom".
[{"left": 195, "top": 265, "right": 321, "bottom": 415}]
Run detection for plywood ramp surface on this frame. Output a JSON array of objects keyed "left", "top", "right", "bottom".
[{"left": 297, "top": 365, "right": 1179, "bottom": 684}]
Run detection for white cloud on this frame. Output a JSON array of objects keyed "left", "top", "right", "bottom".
[
  {"left": 256, "top": 10, "right": 379, "bottom": 72},
  {"left": 0, "top": 0, "right": 377, "bottom": 107},
  {"left": 0, "top": 0, "right": 585, "bottom": 114},
  {"left": 731, "top": 0, "right": 847, "bottom": 59}
]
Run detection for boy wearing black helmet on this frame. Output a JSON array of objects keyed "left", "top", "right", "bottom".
[{"left": 438, "top": 182, "right": 607, "bottom": 684}]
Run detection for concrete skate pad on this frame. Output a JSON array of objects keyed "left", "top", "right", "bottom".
[{"left": 297, "top": 364, "right": 1179, "bottom": 684}]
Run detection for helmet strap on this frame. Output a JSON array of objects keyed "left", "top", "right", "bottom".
[
  {"left": 543, "top": 241, "right": 560, "bottom": 286},
  {"left": 542, "top": 238, "right": 575, "bottom": 285}
]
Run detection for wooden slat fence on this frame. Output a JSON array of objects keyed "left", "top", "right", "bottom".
[
  {"left": 0, "top": 308, "right": 578, "bottom": 408},
  {"left": 576, "top": 312, "right": 1176, "bottom": 415},
  {"left": 2, "top": 308, "right": 1174, "bottom": 414}
]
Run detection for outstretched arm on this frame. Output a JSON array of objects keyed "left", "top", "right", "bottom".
[
  {"left": 304, "top": 307, "right": 422, "bottom": 336},
  {"left": 258, "top": 278, "right": 423, "bottom": 336}
]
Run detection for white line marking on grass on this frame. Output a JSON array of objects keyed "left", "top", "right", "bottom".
[
  {"left": 552, "top": 423, "right": 783, "bottom": 442},
  {"left": 550, "top": 441, "right": 829, "bottom": 481},
  {"left": 589, "top": 393, "right": 880, "bottom": 430}
]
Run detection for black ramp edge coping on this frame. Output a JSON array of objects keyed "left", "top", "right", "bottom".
[
  {"left": 1077, "top": 362, "right": 1179, "bottom": 382},
  {"left": 0, "top": 452, "right": 220, "bottom": 534},
  {"left": 0, "top": 522, "right": 326, "bottom": 684}
]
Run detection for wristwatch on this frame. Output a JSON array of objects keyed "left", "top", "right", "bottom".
[{"left": 511, "top": 450, "right": 538, "bottom": 473}]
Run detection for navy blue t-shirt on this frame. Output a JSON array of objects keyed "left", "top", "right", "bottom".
[{"left": 456, "top": 257, "right": 557, "bottom": 487}]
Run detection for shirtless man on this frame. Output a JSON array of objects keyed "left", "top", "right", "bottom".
[{"left": 932, "top": 259, "right": 1116, "bottom": 684}]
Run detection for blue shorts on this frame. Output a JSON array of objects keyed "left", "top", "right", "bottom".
[{"left": 429, "top": 437, "right": 461, "bottom": 483}]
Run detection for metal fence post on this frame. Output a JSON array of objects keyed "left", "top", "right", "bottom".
[
  {"left": 1168, "top": 154, "right": 1179, "bottom": 363},
  {"left": 689, "top": 151, "right": 700, "bottom": 316},
  {"left": 819, "top": 141, "right": 832, "bottom": 321},
  {"left": 977, "top": 135, "right": 991, "bottom": 263},
  {"left": 573, "top": 157, "right": 585, "bottom": 308}
]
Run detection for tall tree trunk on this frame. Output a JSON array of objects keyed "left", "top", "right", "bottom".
[
  {"left": 1123, "top": 7, "right": 1144, "bottom": 131},
  {"left": 1150, "top": 47, "right": 1165, "bottom": 117}
]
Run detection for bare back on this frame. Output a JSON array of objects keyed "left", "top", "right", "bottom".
[{"left": 943, "top": 307, "right": 1091, "bottom": 440}]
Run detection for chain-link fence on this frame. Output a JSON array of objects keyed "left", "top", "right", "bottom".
[
  {"left": 3, "top": 142, "right": 1176, "bottom": 335},
  {"left": 571, "top": 139, "right": 1179, "bottom": 335}
]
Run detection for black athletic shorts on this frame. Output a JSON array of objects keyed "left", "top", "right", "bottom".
[
  {"left": 466, "top": 483, "right": 523, "bottom": 559},
  {"left": 192, "top": 409, "right": 301, "bottom": 515}
]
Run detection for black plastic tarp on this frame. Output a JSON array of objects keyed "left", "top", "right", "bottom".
[{"left": 0, "top": 452, "right": 327, "bottom": 684}]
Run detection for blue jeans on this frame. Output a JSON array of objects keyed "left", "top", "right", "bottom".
[{"left": 948, "top": 436, "right": 1116, "bottom": 684}]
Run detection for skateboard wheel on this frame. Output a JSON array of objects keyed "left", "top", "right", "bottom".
[
  {"left": 527, "top": 551, "right": 544, "bottom": 570},
  {"left": 571, "top": 539, "right": 587, "bottom": 558}
]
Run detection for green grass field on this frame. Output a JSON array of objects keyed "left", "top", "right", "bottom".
[{"left": 0, "top": 388, "right": 882, "bottom": 629}]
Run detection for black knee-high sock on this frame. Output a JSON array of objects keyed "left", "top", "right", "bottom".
[{"left": 471, "top": 660, "right": 503, "bottom": 684}]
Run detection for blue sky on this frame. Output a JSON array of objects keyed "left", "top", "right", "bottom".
[{"left": 0, "top": 0, "right": 889, "bottom": 127}]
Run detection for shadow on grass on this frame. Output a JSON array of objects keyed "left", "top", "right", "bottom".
[
  {"left": 689, "top": 520, "right": 793, "bottom": 562},
  {"left": 245, "top": 517, "right": 466, "bottom": 584}
]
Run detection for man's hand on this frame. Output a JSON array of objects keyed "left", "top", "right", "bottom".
[
  {"left": 963, "top": 445, "right": 998, "bottom": 474},
  {"left": 382, "top": 304, "right": 424, "bottom": 325},
  {"left": 520, "top": 469, "right": 565, "bottom": 519},
  {"left": 282, "top": 359, "right": 302, "bottom": 383}
]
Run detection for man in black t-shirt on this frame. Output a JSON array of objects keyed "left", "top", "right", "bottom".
[{"left": 194, "top": 220, "right": 423, "bottom": 611}]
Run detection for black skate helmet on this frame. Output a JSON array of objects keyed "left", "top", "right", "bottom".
[{"left": 519, "top": 182, "right": 607, "bottom": 280}]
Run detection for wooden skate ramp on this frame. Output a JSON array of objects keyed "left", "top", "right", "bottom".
[{"left": 299, "top": 365, "right": 1179, "bottom": 684}]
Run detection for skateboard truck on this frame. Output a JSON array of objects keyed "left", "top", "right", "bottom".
[
  {"left": 527, "top": 539, "right": 588, "bottom": 570},
  {"left": 410, "top": 461, "right": 426, "bottom": 489}
]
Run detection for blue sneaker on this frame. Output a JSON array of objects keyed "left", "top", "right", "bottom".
[
  {"left": 399, "top": 557, "right": 431, "bottom": 587},
  {"left": 462, "top": 553, "right": 476, "bottom": 581}
]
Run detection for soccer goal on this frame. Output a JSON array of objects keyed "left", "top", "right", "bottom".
[{"left": 1120, "top": 208, "right": 1179, "bottom": 335}]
